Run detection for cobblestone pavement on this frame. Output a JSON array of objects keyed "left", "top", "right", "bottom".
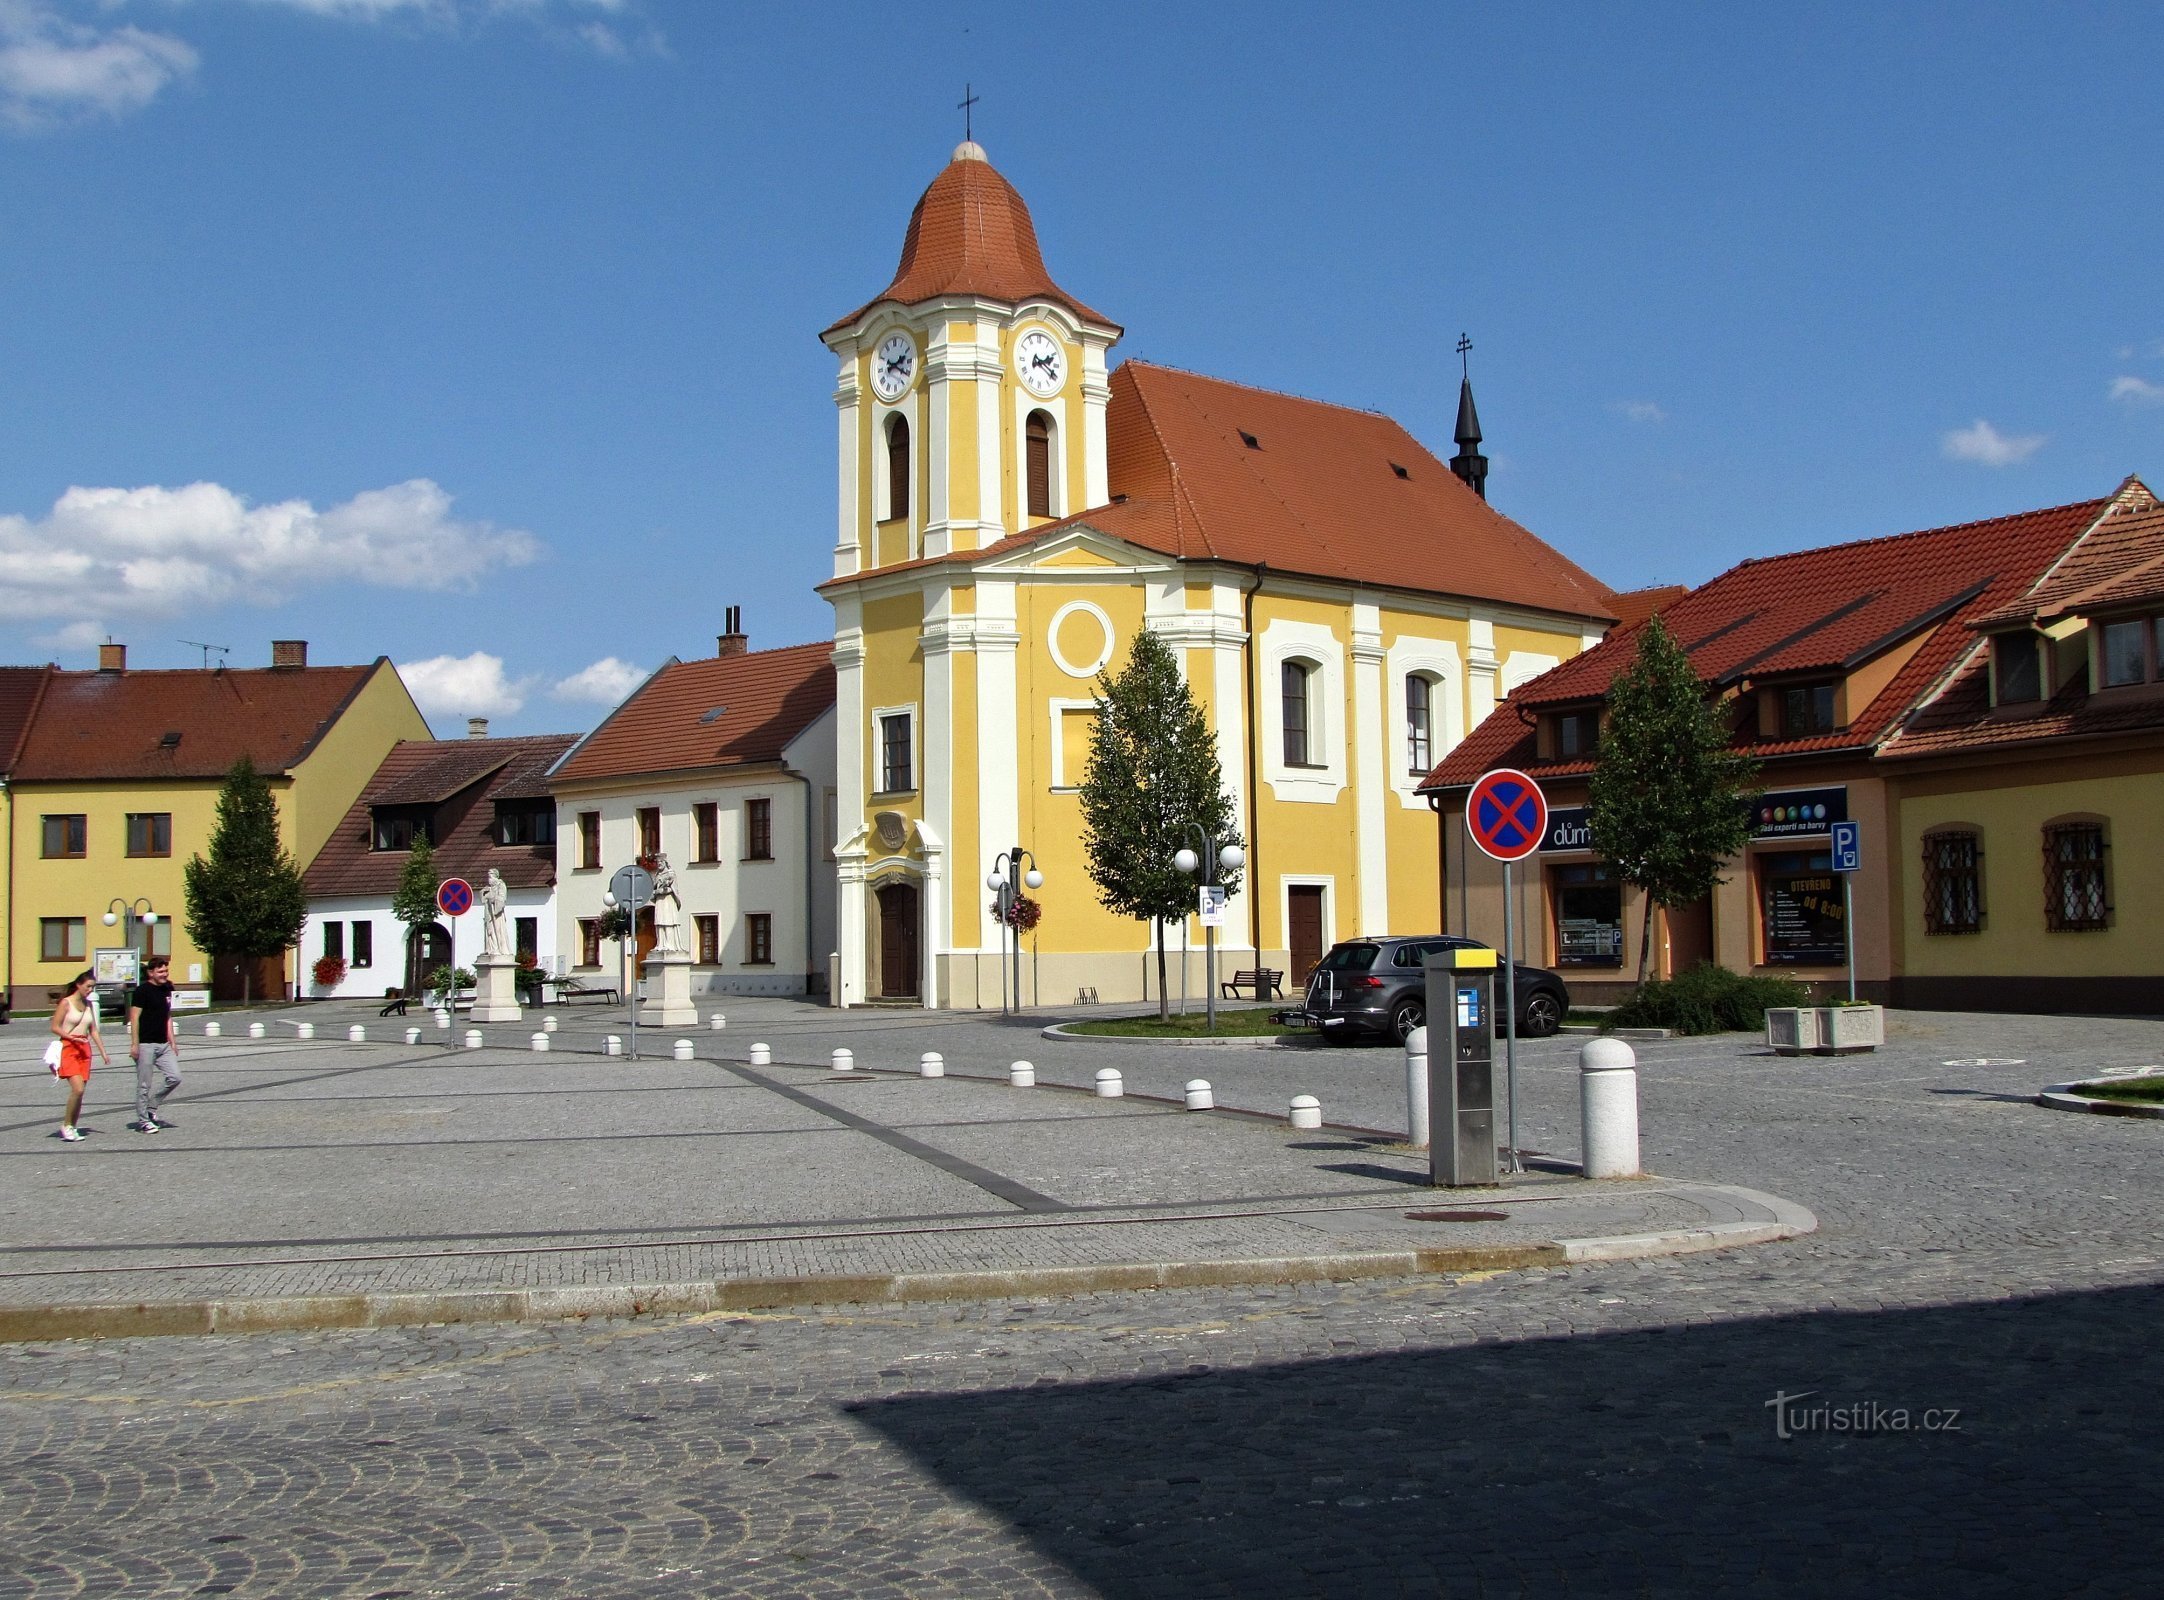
[{"left": 3, "top": 1004, "right": 2161, "bottom": 1596}]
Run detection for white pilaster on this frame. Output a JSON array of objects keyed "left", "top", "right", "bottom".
[
  {"left": 831, "top": 609, "right": 867, "bottom": 1005},
  {"left": 976, "top": 316, "right": 1007, "bottom": 551},
  {"left": 923, "top": 326, "right": 953, "bottom": 560},
  {"left": 974, "top": 580, "right": 1021, "bottom": 950},
  {"left": 1467, "top": 617, "right": 1499, "bottom": 731},
  {"left": 1080, "top": 336, "right": 1112, "bottom": 508},
  {"left": 833, "top": 349, "right": 860, "bottom": 577},
  {"left": 1351, "top": 598, "right": 1388, "bottom": 935},
  {"left": 920, "top": 582, "right": 956, "bottom": 968}
]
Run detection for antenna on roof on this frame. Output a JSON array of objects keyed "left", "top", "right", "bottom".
[
  {"left": 958, "top": 82, "right": 979, "bottom": 143},
  {"left": 179, "top": 639, "right": 230, "bottom": 669}
]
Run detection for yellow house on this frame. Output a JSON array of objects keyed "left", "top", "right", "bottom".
[
  {"left": 819, "top": 142, "right": 1615, "bottom": 1007},
  {"left": 4, "top": 640, "right": 429, "bottom": 1008}
]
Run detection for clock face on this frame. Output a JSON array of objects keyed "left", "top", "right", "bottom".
[
  {"left": 871, "top": 332, "right": 916, "bottom": 401},
  {"left": 1015, "top": 329, "right": 1065, "bottom": 397}
]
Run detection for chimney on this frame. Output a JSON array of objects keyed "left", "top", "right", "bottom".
[
  {"left": 271, "top": 639, "right": 308, "bottom": 670},
  {"left": 98, "top": 641, "right": 126, "bottom": 673},
  {"left": 718, "top": 605, "right": 749, "bottom": 657},
  {"left": 467, "top": 717, "right": 490, "bottom": 739}
]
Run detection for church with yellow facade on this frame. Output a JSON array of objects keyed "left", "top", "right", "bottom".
[{"left": 820, "top": 140, "right": 1616, "bottom": 1007}]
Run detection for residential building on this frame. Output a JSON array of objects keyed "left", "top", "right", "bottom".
[
  {"left": 819, "top": 141, "right": 1615, "bottom": 1006},
  {"left": 0, "top": 666, "right": 56, "bottom": 1015},
  {"left": 4, "top": 641, "right": 428, "bottom": 1008},
  {"left": 303, "top": 728, "right": 580, "bottom": 999},
  {"left": 1420, "top": 478, "right": 2160, "bottom": 1011},
  {"left": 548, "top": 632, "right": 837, "bottom": 999}
]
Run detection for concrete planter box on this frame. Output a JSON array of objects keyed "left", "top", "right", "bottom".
[{"left": 1766, "top": 1007, "right": 1819, "bottom": 1056}]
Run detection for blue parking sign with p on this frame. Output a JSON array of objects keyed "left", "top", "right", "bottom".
[{"left": 1830, "top": 821, "right": 1861, "bottom": 873}]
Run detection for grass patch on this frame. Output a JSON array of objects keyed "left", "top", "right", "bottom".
[
  {"left": 1603, "top": 963, "right": 1810, "bottom": 1037},
  {"left": 2071, "top": 1075, "right": 2164, "bottom": 1103},
  {"left": 1565, "top": 1009, "right": 1609, "bottom": 1026},
  {"left": 1063, "top": 1008, "right": 1298, "bottom": 1039}
]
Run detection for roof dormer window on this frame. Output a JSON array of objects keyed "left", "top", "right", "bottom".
[
  {"left": 1993, "top": 632, "right": 2042, "bottom": 704},
  {"left": 2099, "top": 616, "right": 2161, "bottom": 687},
  {"left": 1778, "top": 683, "right": 1838, "bottom": 739}
]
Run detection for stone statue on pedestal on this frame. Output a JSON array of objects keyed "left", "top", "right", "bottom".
[
  {"left": 649, "top": 855, "right": 684, "bottom": 956},
  {"left": 481, "top": 868, "right": 512, "bottom": 959}
]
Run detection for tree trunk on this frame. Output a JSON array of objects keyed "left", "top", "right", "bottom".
[
  {"left": 1636, "top": 897, "right": 1656, "bottom": 987},
  {"left": 1155, "top": 921, "right": 1169, "bottom": 1021},
  {"left": 242, "top": 957, "right": 253, "bottom": 1006}
]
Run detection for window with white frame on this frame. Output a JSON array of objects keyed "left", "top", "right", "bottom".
[
  {"left": 877, "top": 710, "right": 915, "bottom": 794},
  {"left": 1281, "top": 659, "right": 1317, "bottom": 767},
  {"left": 1406, "top": 672, "right": 1435, "bottom": 774}
]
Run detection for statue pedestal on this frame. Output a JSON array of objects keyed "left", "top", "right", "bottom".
[
  {"left": 639, "top": 949, "right": 700, "bottom": 1027},
  {"left": 470, "top": 954, "right": 524, "bottom": 1024}
]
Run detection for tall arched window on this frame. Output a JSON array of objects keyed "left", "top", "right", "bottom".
[
  {"left": 1025, "top": 410, "right": 1053, "bottom": 519},
  {"left": 1406, "top": 673, "right": 1434, "bottom": 774},
  {"left": 885, "top": 413, "right": 911, "bottom": 521},
  {"left": 1282, "top": 660, "right": 1313, "bottom": 767}
]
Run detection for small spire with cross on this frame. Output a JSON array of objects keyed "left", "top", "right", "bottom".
[
  {"left": 958, "top": 82, "right": 980, "bottom": 143},
  {"left": 1457, "top": 332, "right": 1473, "bottom": 381}
]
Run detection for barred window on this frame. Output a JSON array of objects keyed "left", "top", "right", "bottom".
[
  {"left": 2042, "top": 822, "right": 2110, "bottom": 932},
  {"left": 695, "top": 914, "right": 720, "bottom": 965},
  {"left": 1920, "top": 830, "right": 1983, "bottom": 935}
]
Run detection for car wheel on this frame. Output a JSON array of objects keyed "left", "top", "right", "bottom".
[
  {"left": 1520, "top": 990, "right": 1563, "bottom": 1038},
  {"left": 1390, "top": 998, "right": 1425, "bottom": 1045}
]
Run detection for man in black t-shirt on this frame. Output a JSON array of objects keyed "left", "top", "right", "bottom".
[{"left": 127, "top": 956, "right": 183, "bottom": 1133}]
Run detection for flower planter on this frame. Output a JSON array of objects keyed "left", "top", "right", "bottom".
[
  {"left": 1765, "top": 1007, "right": 1819, "bottom": 1056},
  {"left": 1813, "top": 1003, "right": 1883, "bottom": 1054}
]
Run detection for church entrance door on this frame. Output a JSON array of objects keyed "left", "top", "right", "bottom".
[
  {"left": 1287, "top": 886, "right": 1326, "bottom": 983},
  {"left": 877, "top": 882, "right": 920, "bottom": 999}
]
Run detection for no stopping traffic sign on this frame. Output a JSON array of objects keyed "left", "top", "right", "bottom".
[
  {"left": 436, "top": 877, "right": 473, "bottom": 917},
  {"left": 1467, "top": 768, "right": 1548, "bottom": 863}
]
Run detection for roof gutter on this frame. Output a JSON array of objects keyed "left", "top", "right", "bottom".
[{"left": 779, "top": 750, "right": 821, "bottom": 994}]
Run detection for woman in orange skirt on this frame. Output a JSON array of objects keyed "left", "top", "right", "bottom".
[{"left": 50, "top": 970, "right": 107, "bottom": 1141}]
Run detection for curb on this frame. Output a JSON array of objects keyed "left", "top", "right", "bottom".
[
  {"left": 1038, "top": 1021, "right": 1314, "bottom": 1048},
  {"left": 0, "top": 1191, "right": 1816, "bottom": 1345},
  {"left": 2037, "top": 1081, "right": 2164, "bottom": 1119}
]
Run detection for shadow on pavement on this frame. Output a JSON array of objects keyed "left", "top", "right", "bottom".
[{"left": 852, "top": 1280, "right": 2158, "bottom": 1597}]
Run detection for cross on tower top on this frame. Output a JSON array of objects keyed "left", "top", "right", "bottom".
[
  {"left": 958, "top": 83, "right": 980, "bottom": 143},
  {"left": 1457, "top": 332, "right": 1473, "bottom": 380}
]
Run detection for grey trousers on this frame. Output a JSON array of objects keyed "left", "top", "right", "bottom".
[{"left": 134, "top": 1042, "right": 182, "bottom": 1122}]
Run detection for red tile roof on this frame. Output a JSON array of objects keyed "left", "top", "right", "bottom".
[
  {"left": 550, "top": 642, "right": 836, "bottom": 785},
  {"left": 824, "top": 362, "right": 1618, "bottom": 623},
  {"left": 305, "top": 734, "right": 579, "bottom": 898},
  {"left": 1971, "top": 479, "right": 2160, "bottom": 628},
  {"left": 1608, "top": 585, "right": 1687, "bottom": 630},
  {"left": 1423, "top": 494, "right": 2111, "bottom": 791},
  {"left": 825, "top": 145, "right": 1115, "bottom": 336},
  {"left": 0, "top": 665, "right": 54, "bottom": 776},
  {"left": 11, "top": 662, "right": 388, "bottom": 782},
  {"left": 1879, "top": 654, "right": 2164, "bottom": 760}
]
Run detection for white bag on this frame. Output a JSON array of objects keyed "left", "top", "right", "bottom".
[{"left": 43, "top": 1038, "right": 62, "bottom": 1072}]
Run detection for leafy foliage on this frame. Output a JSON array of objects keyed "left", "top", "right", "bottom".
[
  {"left": 427, "top": 964, "right": 477, "bottom": 1005},
  {"left": 1602, "top": 963, "right": 1808, "bottom": 1035},
  {"left": 1586, "top": 617, "right": 1760, "bottom": 981},
  {"left": 1078, "top": 629, "right": 1243, "bottom": 1016},
  {"left": 391, "top": 833, "right": 441, "bottom": 931},
  {"left": 182, "top": 756, "right": 308, "bottom": 1002}
]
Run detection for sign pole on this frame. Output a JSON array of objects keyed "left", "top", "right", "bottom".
[
  {"left": 1502, "top": 858, "right": 1519, "bottom": 1174},
  {"left": 1844, "top": 874, "right": 1855, "bottom": 1005}
]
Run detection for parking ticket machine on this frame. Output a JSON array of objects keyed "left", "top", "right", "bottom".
[{"left": 1424, "top": 946, "right": 1498, "bottom": 1186}]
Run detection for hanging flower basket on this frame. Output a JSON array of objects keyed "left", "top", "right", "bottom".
[{"left": 992, "top": 894, "right": 1042, "bottom": 932}]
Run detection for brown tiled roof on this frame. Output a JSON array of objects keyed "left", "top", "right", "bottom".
[
  {"left": 550, "top": 642, "right": 836, "bottom": 785},
  {"left": 0, "top": 665, "right": 55, "bottom": 775},
  {"left": 1971, "top": 479, "right": 2160, "bottom": 628},
  {"left": 1422, "top": 494, "right": 2110, "bottom": 791},
  {"left": 825, "top": 145, "right": 1114, "bottom": 335},
  {"left": 304, "top": 734, "right": 580, "bottom": 898},
  {"left": 824, "top": 362, "right": 1619, "bottom": 623},
  {"left": 1608, "top": 585, "right": 1688, "bottom": 630},
  {"left": 11, "top": 663, "right": 384, "bottom": 781}
]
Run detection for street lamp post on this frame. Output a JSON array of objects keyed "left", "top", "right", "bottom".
[
  {"left": 987, "top": 847, "right": 1043, "bottom": 1015},
  {"left": 1172, "top": 829, "right": 1245, "bottom": 1033},
  {"left": 102, "top": 898, "right": 159, "bottom": 982}
]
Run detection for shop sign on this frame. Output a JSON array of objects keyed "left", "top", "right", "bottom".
[
  {"left": 1751, "top": 786, "right": 1847, "bottom": 840},
  {"left": 1763, "top": 862, "right": 1846, "bottom": 964},
  {"left": 1545, "top": 806, "right": 1596, "bottom": 852}
]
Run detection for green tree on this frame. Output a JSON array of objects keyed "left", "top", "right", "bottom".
[
  {"left": 181, "top": 755, "right": 309, "bottom": 1003},
  {"left": 1079, "top": 629, "right": 1244, "bottom": 1018},
  {"left": 391, "top": 832, "right": 441, "bottom": 934},
  {"left": 1586, "top": 617, "right": 1760, "bottom": 984}
]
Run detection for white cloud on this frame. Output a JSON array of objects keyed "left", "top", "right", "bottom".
[
  {"left": 397, "top": 650, "right": 534, "bottom": 717},
  {"left": 1611, "top": 400, "right": 1666, "bottom": 424},
  {"left": 1941, "top": 419, "right": 2044, "bottom": 468},
  {"left": 0, "top": 2, "right": 197, "bottom": 128},
  {"left": 551, "top": 655, "right": 645, "bottom": 704},
  {"left": 232, "top": 0, "right": 657, "bottom": 53},
  {"left": 0, "top": 477, "right": 539, "bottom": 628},
  {"left": 2110, "top": 374, "right": 2164, "bottom": 406}
]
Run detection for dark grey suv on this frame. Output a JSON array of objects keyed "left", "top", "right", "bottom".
[{"left": 1287, "top": 936, "right": 1570, "bottom": 1045}]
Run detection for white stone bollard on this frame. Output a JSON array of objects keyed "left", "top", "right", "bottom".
[
  {"left": 248, "top": 1022, "right": 266, "bottom": 1039},
  {"left": 530, "top": 1032, "right": 550, "bottom": 1052},
  {"left": 464, "top": 1029, "right": 483, "bottom": 1050},
  {"left": 1094, "top": 1068, "right": 1123, "bottom": 1099},
  {"left": 295, "top": 1022, "right": 315, "bottom": 1040},
  {"left": 435, "top": 1008, "right": 451, "bottom": 1030},
  {"left": 1404, "top": 1026, "right": 1431, "bottom": 1149},
  {"left": 1009, "top": 1060, "right": 1035, "bottom": 1087},
  {"left": 1579, "top": 1037, "right": 1641, "bottom": 1178},
  {"left": 749, "top": 1043, "right": 772, "bottom": 1066},
  {"left": 203, "top": 1020, "right": 221, "bottom": 1038},
  {"left": 673, "top": 1039, "right": 694, "bottom": 1061},
  {"left": 604, "top": 1035, "right": 623, "bottom": 1057},
  {"left": 404, "top": 1026, "right": 423, "bottom": 1045},
  {"left": 1289, "top": 1094, "right": 1323, "bottom": 1130},
  {"left": 348, "top": 1024, "right": 366, "bottom": 1043},
  {"left": 1185, "top": 1078, "right": 1214, "bottom": 1111},
  {"left": 710, "top": 1013, "right": 727, "bottom": 1031},
  {"left": 919, "top": 1051, "right": 945, "bottom": 1078},
  {"left": 543, "top": 1015, "right": 559, "bottom": 1033},
  {"left": 831, "top": 1047, "right": 855, "bottom": 1073}
]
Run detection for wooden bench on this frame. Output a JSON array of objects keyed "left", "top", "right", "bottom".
[
  {"left": 1221, "top": 968, "right": 1285, "bottom": 1001},
  {"left": 549, "top": 976, "right": 620, "bottom": 1005}
]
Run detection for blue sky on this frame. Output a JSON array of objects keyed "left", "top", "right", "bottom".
[{"left": 2, "top": 1, "right": 2158, "bottom": 735}]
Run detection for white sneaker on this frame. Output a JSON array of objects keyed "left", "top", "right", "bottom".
[{"left": 59, "top": 1125, "right": 82, "bottom": 1141}]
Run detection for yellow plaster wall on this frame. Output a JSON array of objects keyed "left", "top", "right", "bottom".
[
  {"left": 947, "top": 649, "right": 980, "bottom": 946},
  {"left": 1247, "top": 592, "right": 1359, "bottom": 955},
  {"left": 859, "top": 593, "right": 926, "bottom": 858},
  {"left": 286, "top": 664, "right": 430, "bottom": 869},
  {"left": 1898, "top": 766, "right": 2164, "bottom": 977}
]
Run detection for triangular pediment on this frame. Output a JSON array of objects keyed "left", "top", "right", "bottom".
[{"left": 972, "top": 523, "right": 1178, "bottom": 579}]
